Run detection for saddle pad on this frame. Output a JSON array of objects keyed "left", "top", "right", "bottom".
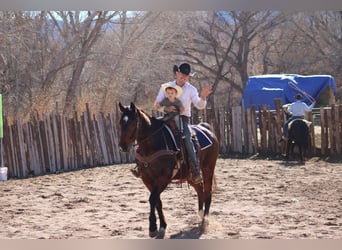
[
  {"left": 191, "top": 125, "right": 213, "bottom": 150},
  {"left": 163, "top": 123, "right": 213, "bottom": 150}
]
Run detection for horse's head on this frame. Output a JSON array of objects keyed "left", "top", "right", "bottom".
[{"left": 118, "top": 102, "right": 138, "bottom": 152}]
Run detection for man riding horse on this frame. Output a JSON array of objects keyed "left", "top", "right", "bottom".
[
  {"left": 280, "top": 94, "right": 316, "bottom": 142},
  {"left": 132, "top": 63, "right": 212, "bottom": 184},
  {"left": 280, "top": 93, "right": 316, "bottom": 162}
]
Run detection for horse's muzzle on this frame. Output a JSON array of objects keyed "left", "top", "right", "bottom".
[
  {"left": 119, "top": 142, "right": 131, "bottom": 152},
  {"left": 119, "top": 145, "right": 128, "bottom": 152}
]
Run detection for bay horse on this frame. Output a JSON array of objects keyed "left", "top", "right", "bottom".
[{"left": 118, "top": 102, "right": 219, "bottom": 238}]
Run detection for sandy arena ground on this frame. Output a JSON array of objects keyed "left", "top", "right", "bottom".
[{"left": 0, "top": 157, "right": 341, "bottom": 239}]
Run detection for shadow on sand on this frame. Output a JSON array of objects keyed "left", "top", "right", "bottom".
[
  {"left": 169, "top": 219, "right": 209, "bottom": 239},
  {"left": 169, "top": 226, "right": 203, "bottom": 239},
  {"left": 279, "top": 160, "right": 306, "bottom": 167}
]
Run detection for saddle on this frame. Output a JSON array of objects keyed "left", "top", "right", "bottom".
[{"left": 163, "top": 119, "right": 214, "bottom": 180}]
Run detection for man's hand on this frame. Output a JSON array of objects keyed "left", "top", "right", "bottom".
[
  {"left": 164, "top": 106, "right": 177, "bottom": 113},
  {"left": 200, "top": 85, "right": 212, "bottom": 100},
  {"left": 154, "top": 102, "right": 161, "bottom": 109}
]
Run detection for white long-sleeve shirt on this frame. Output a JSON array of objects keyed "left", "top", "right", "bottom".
[
  {"left": 287, "top": 100, "right": 315, "bottom": 117},
  {"left": 155, "top": 81, "right": 206, "bottom": 117}
]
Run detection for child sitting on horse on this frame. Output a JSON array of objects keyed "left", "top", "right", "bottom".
[{"left": 154, "top": 82, "right": 185, "bottom": 132}]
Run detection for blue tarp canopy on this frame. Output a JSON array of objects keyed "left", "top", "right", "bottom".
[{"left": 241, "top": 74, "right": 337, "bottom": 109}]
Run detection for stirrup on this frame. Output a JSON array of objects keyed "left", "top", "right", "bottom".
[
  {"left": 192, "top": 173, "right": 203, "bottom": 184},
  {"left": 190, "top": 163, "right": 203, "bottom": 184}
]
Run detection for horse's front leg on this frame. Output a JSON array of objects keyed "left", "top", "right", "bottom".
[
  {"left": 149, "top": 187, "right": 167, "bottom": 239},
  {"left": 148, "top": 188, "right": 158, "bottom": 237},
  {"left": 155, "top": 198, "right": 167, "bottom": 238}
]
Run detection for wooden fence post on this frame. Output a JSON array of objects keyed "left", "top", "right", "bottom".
[
  {"left": 259, "top": 105, "right": 267, "bottom": 153},
  {"left": 337, "top": 105, "right": 342, "bottom": 155},
  {"left": 232, "top": 106, "right": 243, "bottom": 153}
]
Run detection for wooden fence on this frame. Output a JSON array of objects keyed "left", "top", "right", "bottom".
[
  {"left": 2, "top": 104, "right": 135, "bottom": 179},
  {"left": 1, "top": 103, "right": 341, "bottom": 179},
  {"left": 213, "top": 103, "right": 342, "bottom": 157}
]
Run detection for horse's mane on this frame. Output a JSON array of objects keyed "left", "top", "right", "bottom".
[
  {"left": 136, "top": 107, "right": 152, "bottom": 126},
  {"left": 137, "top": 107, "right": 163, "bottom": 128},
  {"left": 136, "top": 107, "right": 171, "bottom": 150}
]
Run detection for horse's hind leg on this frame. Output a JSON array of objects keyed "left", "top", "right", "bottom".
[
  {"left": 202, "top": 171, "right": 214, "bottom": 217},
  {"left": 192, "top": 183, "right": 205, "bottom": 219},
  {"left": 285, "top": 140, "right": 290, "bottom": 159},
  {"left": 204, "top": 188, "right": 212, "bottom": 216},
  {"left": 200, "top": 147, "right": 218, "bottom": 218},
  {"left": 299, "top": 145, "right": 304, "bottom": 163}
]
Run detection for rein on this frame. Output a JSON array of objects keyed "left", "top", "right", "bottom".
[
  {"left": 132, "top": 109, "right": 173, "bottom": 148},
  {"left": 133, "top": 123, "right": 165, "bottom": 147},
  {"left": 132, "top": 109, "right": 179, "bottom": 171}
]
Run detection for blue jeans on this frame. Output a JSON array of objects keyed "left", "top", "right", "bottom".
[
  {"left": 182, "top": 119, "right": 199, "bottom": 167},
  {"left": 173, "top": 114, "right": 183, "bottom": 131}
]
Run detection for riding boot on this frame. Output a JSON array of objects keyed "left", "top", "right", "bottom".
[{"left": 189, "top": 160, "right": 202, "bottom": 184}]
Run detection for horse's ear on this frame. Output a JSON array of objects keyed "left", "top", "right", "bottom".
[
  {"left": 118, "top": 102, "right": 125, "bottom": 112},
  {"left": 130, "top": 102, "right": 136, "bottom": 112}
]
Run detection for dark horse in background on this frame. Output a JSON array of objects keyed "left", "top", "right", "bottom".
[
  {"left": 285, "top": 119, "right": 310, "bottom": 163},
  {"left": 118, "top": 102, "right": 219, "bottom": 238}
]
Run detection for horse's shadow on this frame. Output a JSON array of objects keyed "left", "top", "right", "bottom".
[
  {"left": 169, "top": 220, "right": 208, "bottom": 239},
  {"left": 169, "top": 226, "right": 203, "bottom": 239},
  {"left": 279, "top": 160, "right": 305, "bottom": 167}
]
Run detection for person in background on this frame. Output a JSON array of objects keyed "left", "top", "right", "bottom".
[{"left": 280, "top": 94, "right": 316, "bottom": 142}]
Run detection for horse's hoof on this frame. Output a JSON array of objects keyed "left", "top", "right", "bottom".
[
  {"left": 149, "top": 230, "right": 158, "bottom": 238},
  {"left": 202, "top": 216, "right": 209, "bottom": 227},
  {"left": 200, "top": 216, "right": 210, "bottom": 234},
  {"left": 156, "top": 227, "right": 166, "bottom": 239},
  {"left": 198, "top": 210, "right": 204, "bottom": 220}
]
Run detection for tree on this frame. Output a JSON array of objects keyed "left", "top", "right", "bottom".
[
  {"left": 47, "top": 11, "right": 119, "bottom": 116},
  {"left": 292, "top": 11, "right": 342, "bottom": 102},
  {"left": 0, "top": 11, "right": 52, "bottom": 120},
  {"left": 1, "top": 11, "right": 340, "bottom": 122},
  {"left": 89, "top": 11, "right": 198, "bottom": 112},
  {"left": 0, "top": 11, "right": 120, "bottom": 119},
  {"left": 178, "top": 11, "right": 286, "bottom": 109}
]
